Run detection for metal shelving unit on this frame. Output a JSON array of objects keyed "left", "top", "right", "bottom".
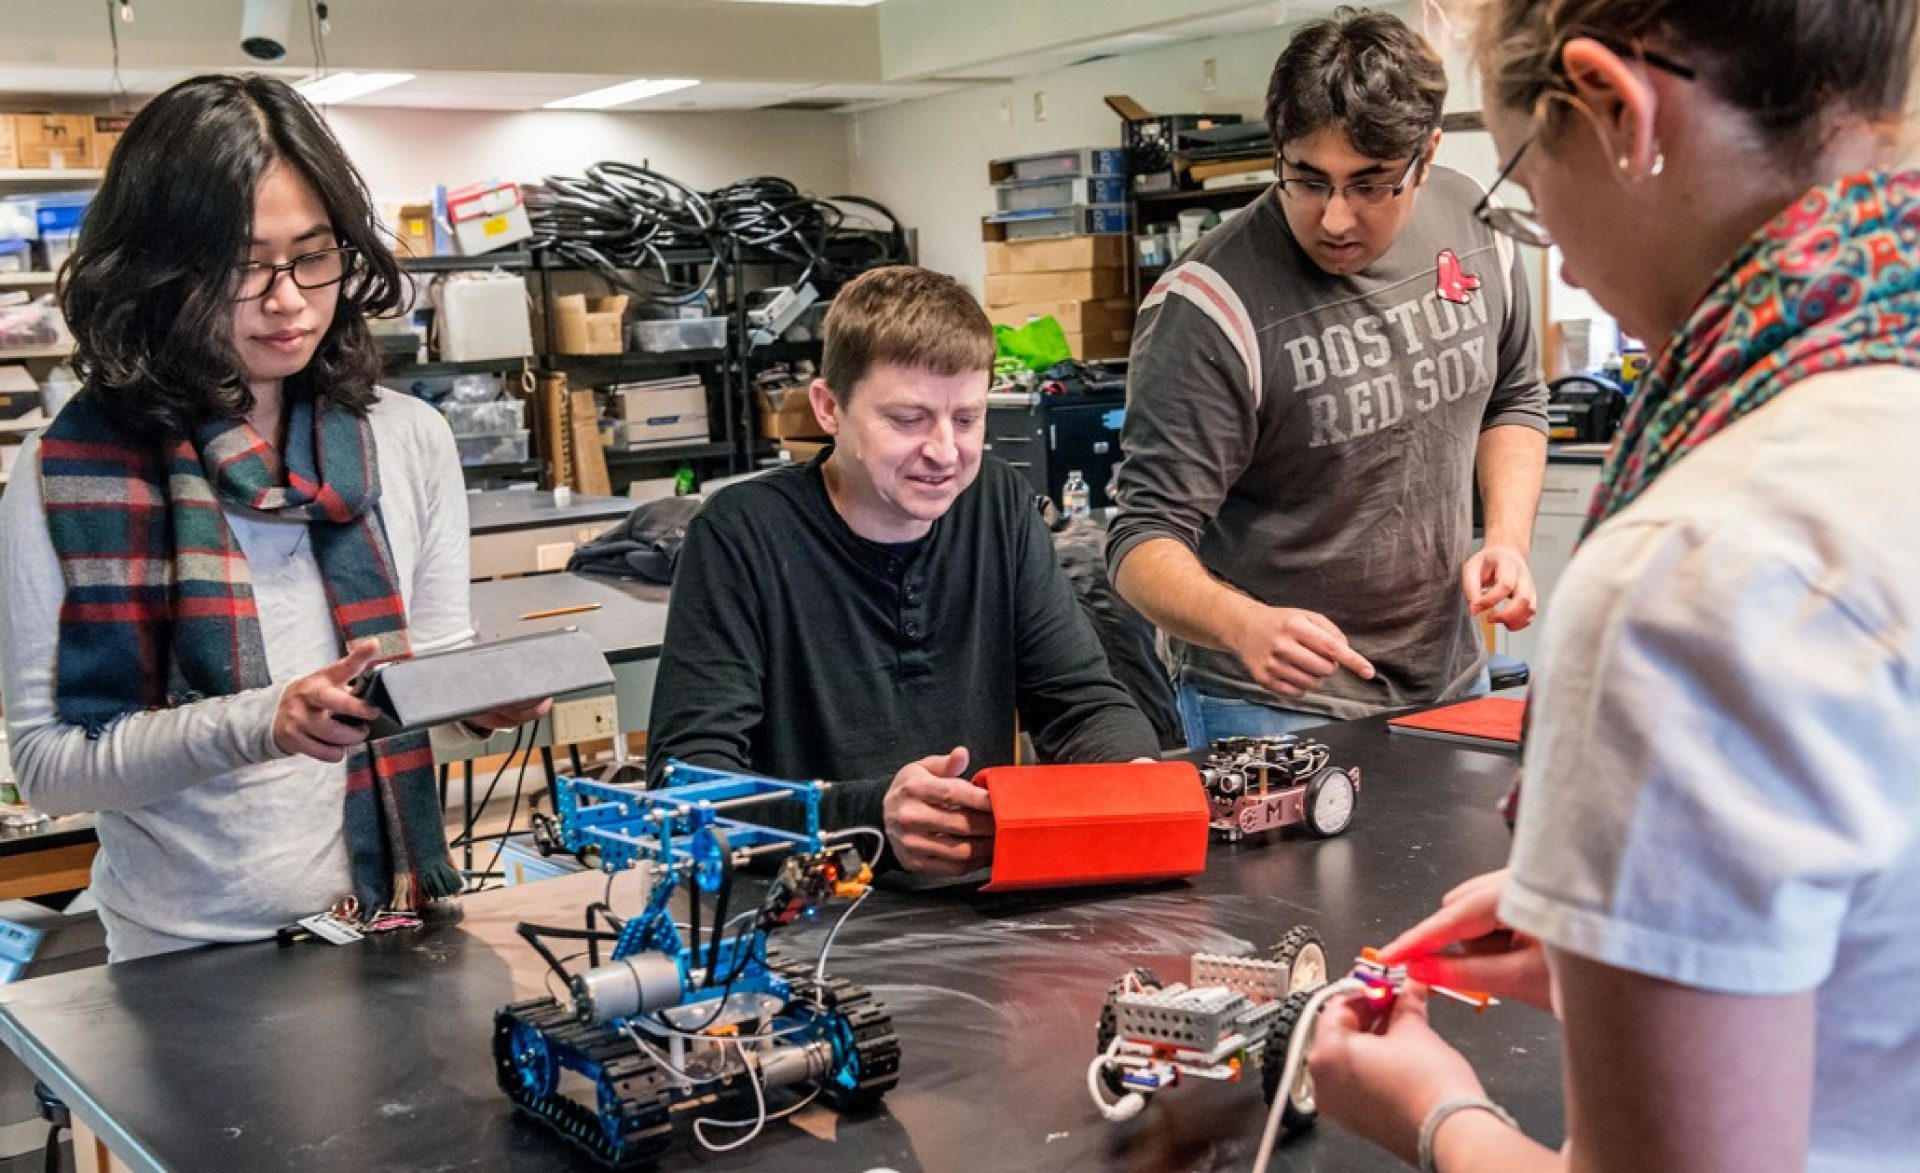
[{"left": 0, "top": 168, "right": 104, "bottom": 193}]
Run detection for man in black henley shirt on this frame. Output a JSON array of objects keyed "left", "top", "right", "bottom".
[{"left": 648, "top": 267, "right": 1159, "bottom": 875}]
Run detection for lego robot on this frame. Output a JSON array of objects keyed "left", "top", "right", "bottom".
[
  {"left": 1200, "top": 735, "right": 1360, "bottom": 841},
  {"left": 494, "top": 763, "right": 898, "bottom": 1169},
  {"left": 1091, "top": 931, "right": 1497, "bottom": 1164},
  {"left": 1088, "top": 926, "right": 1331, "bottom": 1125}
]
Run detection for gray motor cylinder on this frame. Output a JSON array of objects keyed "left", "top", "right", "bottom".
[{"left": 571, "top": 953, "right": 684, "bottom": 1023}]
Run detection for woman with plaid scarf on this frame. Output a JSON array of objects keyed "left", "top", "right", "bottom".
[
  {"left": 1294, "top": 2, "right": 1920, "bottom": 1173},
  {"left": 0, "top": 76, "right": 546, "bottom": 961}
]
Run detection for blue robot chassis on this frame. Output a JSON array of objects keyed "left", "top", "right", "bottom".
[{"left": 493, "top": 763, "right": 899, "bottom": 1168}]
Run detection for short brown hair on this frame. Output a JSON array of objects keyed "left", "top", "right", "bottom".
[
  {"left": 820, "top": 266, "right": 995, "bottom": 401},
  {"left": 1474, "top": 0, "right": 1917, "bottom": 170},
  {"left": 1265, "top": 7, "right": 1448, "bottom": 160}
]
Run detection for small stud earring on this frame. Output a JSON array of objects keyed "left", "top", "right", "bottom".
[{"left": 1617, "top": 148, "right": 1665, "bottom": 183}]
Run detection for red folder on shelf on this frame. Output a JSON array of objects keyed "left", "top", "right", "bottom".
[
  {"left": 1387, "top": 696, "right": 1525, "bottom": 751},
  {"left": 976, "top": 762, "right": 1210, "bottom": 892}
]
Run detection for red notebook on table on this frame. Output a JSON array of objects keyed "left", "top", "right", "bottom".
[{"left": 1387, "top": 696, "right": 1525, "bottom": 752}]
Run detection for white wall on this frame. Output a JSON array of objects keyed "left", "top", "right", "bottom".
[
  {"left": 847, "top": 3, "right": 1512, "bottom": 298},
  {"left": 325, "top": 106, "right": 853, "bottom": 209}
]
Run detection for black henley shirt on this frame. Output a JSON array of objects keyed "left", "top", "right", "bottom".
[{"left": 646, "top": 452, "right": 1161, "bottom": 832}]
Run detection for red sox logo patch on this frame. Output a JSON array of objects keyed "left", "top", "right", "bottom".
[{"left": 1435, "top": 249, "right": 1482, "bottom": 305}]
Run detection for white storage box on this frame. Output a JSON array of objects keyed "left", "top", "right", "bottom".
[
  {"left": 993, "top": 174, "right": 1129, "bottom": 213},
  {"left": 447, "top": 181, "right": 534, "bottom": 256},
  {"left": 438, "top": 274, "right": 533, "bottom": 362},
  {"left": 608, "top": 414, "right": 708, "bottom": 450}
]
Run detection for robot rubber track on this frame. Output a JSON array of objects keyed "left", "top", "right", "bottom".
[{"left": 494, "top": 996, "right": 676, "bottom": 1170}]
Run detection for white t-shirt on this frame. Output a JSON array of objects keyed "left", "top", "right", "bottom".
[
  {"left": 0, "top": 389, "right": 476, "bottom": 961},
  {"left": 1503, "top": 367, "right": 1920, "bottom": 1171}
]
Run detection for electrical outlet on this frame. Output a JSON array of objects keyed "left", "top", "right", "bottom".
[
  {"left": 551, "top": 695, "right": 619, "bottom": 745},
  {"left": 1202, "top": 58, "right": 1218, "bottom": 93},
  {"left": 999, "top": 96, "right": 1013, "bottom": 126},
  {"left": 1033, "top": 90, "right": 1047, "bottom": 122},
  {"left": 535, "top": 542, "right": 576, "bottom": 572}
]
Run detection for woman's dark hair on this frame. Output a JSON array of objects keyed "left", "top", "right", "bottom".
[
  {"left": 1476, "top": 0, "right": 1917, "bottom": 170},
  {"left": 59, "top": 74, "right": 404, "bottom": 439},
  {"left": 1265, "top": 6, "right": 1449, "bottom": 161}
]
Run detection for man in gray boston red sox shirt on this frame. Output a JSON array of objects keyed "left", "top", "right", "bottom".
[{"left": 1109, "top": 8, "right": 1550, "bottom": 746}]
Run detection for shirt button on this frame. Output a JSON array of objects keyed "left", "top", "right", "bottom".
[
  {"left": 904, "top": 622, "right": 922, "bottom": 640},
  {"left": 904, "top": 587, "right": 920, "bottom": 602}
]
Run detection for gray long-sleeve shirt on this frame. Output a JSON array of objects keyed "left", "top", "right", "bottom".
[
  {"left": 0, "top": 390, "right": 477, "bottom": 960},
  {"left": 1108, "top": 169, "right": 1548, "bottom": 719}
]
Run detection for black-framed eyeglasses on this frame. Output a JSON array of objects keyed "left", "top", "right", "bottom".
[
  {"left": 231, "top": 245, "right": 357, "bottom": 302},
  {"left": 1474, "top": 43, "right": 1697, "bottom": 248},
  {"left": 1277, "top": 150, "right": 1425, "bottom": 210}
]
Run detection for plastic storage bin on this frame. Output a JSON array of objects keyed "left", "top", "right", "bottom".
[
  {"left": 454, "top": 430, "right": 529, "bottom": 465},
  {"left": 441, "top": 399, "right": 525, "bottom": 436},
  {"left": 629, "top": 316, "right": 727, "bottom": 353}
]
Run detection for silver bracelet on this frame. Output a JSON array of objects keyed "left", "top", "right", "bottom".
[{"left": 1418, "top": 1096, "right": 1518, "bottom": 1173}]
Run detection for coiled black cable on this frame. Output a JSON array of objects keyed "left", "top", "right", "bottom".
[{"left": 526, "top": 163, "right": 910, "bottom": 307}]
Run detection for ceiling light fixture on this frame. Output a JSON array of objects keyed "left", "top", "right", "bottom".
[
  {"left": 543, "top": 78, "right": 699, "bottom": 110},
  {"left": 294, "top": 71, "right": 415, "bottom": 104}
]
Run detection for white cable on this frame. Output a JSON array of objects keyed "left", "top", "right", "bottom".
[
  {"left": 827, "top": 824, "right": 886, "bottom": 867},
  {"left": 1251, "top": 977, "right": 1366, "bottom": 1173},
  {"left": 1086, "top": 1037, "right": 1146, "bottom": 1121},
  {"left": 814, "top": 886, "right": 870, "bottom": 989},
  {"left": 692, "top": 1037, "right": 770, "bottom": 1152}
]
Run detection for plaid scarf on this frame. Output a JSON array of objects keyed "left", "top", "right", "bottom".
[
  {"left": 39, "top": 386, "right": 462, "bottom": 918},
  {"left": 1586, "top": 168, "right": 1920, "bottom": 533},
  {"left": 1503, "top": 168, "right": 1920, "bottom": 831}
]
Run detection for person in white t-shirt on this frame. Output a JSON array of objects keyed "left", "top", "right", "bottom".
[{"left": 1302, "top": 3, "right": 1920, "bottom": 1172}]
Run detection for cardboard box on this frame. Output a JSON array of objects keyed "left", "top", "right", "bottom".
[
  {"left": 985, "top": 234, "right": 1129, "bottom": 275},
  {"left": 1064, "top": 327, "right": 1135, "bottom": 361},
  {"left": 611, "top": 379, "right": 705, "bottom": 423},
  {"left": 447, "top": 180, "right": 533, "bottom": 256},
  {"left": 394, "top": 202, "right": 437, "bottom": 259},
  {"left": 0, "top": 118, "right": 17, "bottom": 170},
  {"left": 781, "top": 439, "right": 829, "bottom": 463},
  {"left": 553, "top": 293, "right": 629, "bottom": 355},
  {"left": 10, "top": 115, "right": 95, "bottom": 170},
  {"left": 984, "top": 268, "right": 1128, "bottom": 307},
  {"left": 757, "top": 384, "right": 826, "bottom": 441},
  {"left": 986, "top": 297, "right": 1136, "bottom": 335},
  {"left": 91, "top": 114, "right": 132, "bottom": 166}
]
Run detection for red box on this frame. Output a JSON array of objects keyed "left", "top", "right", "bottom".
[{"left": 977, "top": 762, "right": 1209, "bottom": 892}]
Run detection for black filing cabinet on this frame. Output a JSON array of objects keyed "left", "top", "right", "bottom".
[{"left": 985, "top": 390, "right": 1129, "bottom": 510}]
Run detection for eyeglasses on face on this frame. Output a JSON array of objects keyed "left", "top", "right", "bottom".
[
  {"left": 231, "top": 245, "right": 356, "bottom": 302},
  {"left": 1277, "top": 150, "right": 1425, "bottom": 209},
  {"left": 1474, "top": 42, "right": 1697, "bottom": 248}
]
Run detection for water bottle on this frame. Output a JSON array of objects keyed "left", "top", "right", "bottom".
[{"left": 1062, "top": 470, "right": 1091, "bottom": 521}]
